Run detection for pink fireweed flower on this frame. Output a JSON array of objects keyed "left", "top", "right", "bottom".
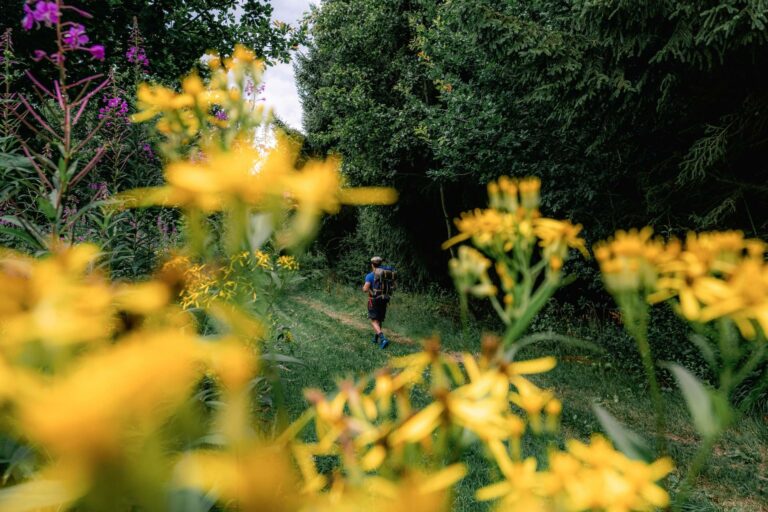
[
  {"left": 140, "top": 142, "right": 155, "bottom": 160},
  {"left": 88, "top": 44, "right": 105, "bottom": 60},
  {"left": 21, "top": 3, "right": 35, "bottom": 30},
  {"left": 126, "top": 46, "right": 149, "bottom": 68},
  {"left": 22, "top": 1, "right": 60, "bottom": 30},
  {"left": 63, "top": 23, "right": 89, "bottom": 47},
  {"left": 98, "top": 95, "right": 129, "bottom": 126},
  {"left": 34, "top": 1, "right": 59, "bottom": 25},
  {"left": 31, "top": 49, "right": 47, "bottom": 61}
]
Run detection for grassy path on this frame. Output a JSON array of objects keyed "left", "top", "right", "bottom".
[
  {"left": 292, "top": 295, "right": 416, "bottom": 345},
  {"left": 269, "top": 282, "right": 768, "bottom": 512}
]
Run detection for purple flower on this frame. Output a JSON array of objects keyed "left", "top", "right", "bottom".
[
  {"left": 63, "top": 23, "right": 89, "bottom": 47},
  {"left": 213, "top": 109, "right": 228, "bottom": 121},
  {"left": 88, "top": 181, "right": 109, "bottom": 200},
  {"left": 126, "top": 45, "right": 149, "bottom": 69},
  {"left": 98, "top": 95, "right": 129, "bottom": 127},
  {"left": 140, "top": 142, "right": 155, "bottom": 160},
  {"left": 31, "top": 49, "right": 47, "bottom": 61},
  {"left": 34, "top": 2, "right": 59, "bottom": 26},
  {"left": 87, "top": 44, "right": 105, "bottom": 61},
  {"left": 22, "top": 1, "right": 60, "bottom": 30},
  {"left": 21, "top": 3, "right": 35, "bottom": 30}
]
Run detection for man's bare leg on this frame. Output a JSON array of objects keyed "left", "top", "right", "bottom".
[{"left": 371, "top": 319, "right": 382, "bottom": 336}]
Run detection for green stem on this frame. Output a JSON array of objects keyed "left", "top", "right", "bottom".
[
  {"left": 623, "top": 297, "right": 667, "bottom": 457},
  {"left": 489, "top": 294, "right": 510, "bottom": 325},
  {"left": 672, "top": 435, "right": 717, "bottom": 512},
  {"left": 502, "top": 280, "right": 557, "bottom": 346}
]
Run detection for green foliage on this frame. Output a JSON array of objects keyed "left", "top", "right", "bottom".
[
  {"left": 0, "top": 0, "right": 304, "bottom": 81},
  {"left": 274, "top": 281, "right": 768, "bottom": 510},
  {"left": 298, "top": 0, "right": 768, "bottom": 289}
]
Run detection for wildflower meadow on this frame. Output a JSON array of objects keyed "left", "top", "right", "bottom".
[{"left": 0, "top": 1, "right": 766, "bottom": 511}]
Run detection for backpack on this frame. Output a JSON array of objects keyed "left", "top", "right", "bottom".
[{"left": 372, "top": 265, "right": 397, "bottom": 301}]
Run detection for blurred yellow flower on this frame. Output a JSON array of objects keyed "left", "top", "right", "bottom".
[
  {"left": 0, "top": 244, "right": 113, "bottom": 350},
  {"left": 594, "top": 227, "right": 673, "bottom": 294},
  {"left": 175, "top": 447, "right": 302, "bottom": 512},
  {"left": 19, "top": 332, "right": 203, "bottom": 462},
  {"left": 277, "top": 254, "right": 300, "bottom": 270}
]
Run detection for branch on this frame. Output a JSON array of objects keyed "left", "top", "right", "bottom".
[
  {"left": 24, "top": 71, "right": 55, "bottom": 98},
  {"left": 70, "top": 146, "right": 106, "bottom": 187},
  {"left": 18, "top": 142, "right": 53, "bottom": 190},
  {"left": 72, "top": 76, "right": 110, "bottom": 108},
  {"left": 17, "top": 94, "right": 60, "bottom": 139}
]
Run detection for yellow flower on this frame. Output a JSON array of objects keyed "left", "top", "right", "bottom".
[
  {"left": 533, "top": 217, "right": 589, "bottom": 265},
  {"left": 476, "top": 454, "right": 547, "bottom": 511},
  {"left": 19, "top": 331, "right": 204, "bottom": 462},
  {"left": 174, "top": 446, "right": 302, "bottom": 512},
  {"left": 646, "top": 230, "right": 768, "bottom": 336},
  {"left": 277, "top": 254, "right": 300, "bottom": 270},
  {"left": 696, "top": 258, "right": 768, "bottom": 338},
  {"left": 443, "top": 208, "right": 518, "bottom": 250},
  {"left": 518, "top": 177, "right": 541, "bottom": 211},
  {"left": 509, "top": 376, "right": 556, "bottom": 433},
  {"left": 164, "top": 142, "right": 263, "bottom": 210},
  {"left": 563, "top": 435, "right": 673, "bottom": 512},
  {"left": 449, "top": 246, "right": 497, "bottom": 298},
  {"left": 389, "top": 337, "right": 462, "bottom": 390},
  {"left": 0, "top": 244, "right": 113, "bottom": 350},
  {"left": 254, "top": 250, "right": 274, "bottom": 270},
  {"left": 594, "top": 227, "right": 673, "bottom": 294}
]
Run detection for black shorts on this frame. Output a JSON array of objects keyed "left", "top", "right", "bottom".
[{"left": 367, "top": 296, "right": 388, "bottom": 322}]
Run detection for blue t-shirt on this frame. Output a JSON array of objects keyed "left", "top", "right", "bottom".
[{"left": 365, "top": 266, "right": 394, "bottom": 291}]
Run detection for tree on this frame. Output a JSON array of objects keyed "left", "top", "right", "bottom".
[
  {"left": 1, "top": 0, "right": 304, "bottom": 81},
  {"left": 299, "top": 0, "right": 768, "bottom": 290}
]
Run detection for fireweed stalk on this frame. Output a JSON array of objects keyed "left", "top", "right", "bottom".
[{"left": 13, "top": 0, "right": 109, "bottom": 244}]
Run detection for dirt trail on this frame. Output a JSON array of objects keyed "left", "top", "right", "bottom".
[{"left": 293, "top": 296, "right": 415, "bottom": 346}]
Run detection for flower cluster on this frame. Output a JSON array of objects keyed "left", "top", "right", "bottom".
[
  {"left": 0, "top": 244, "right": 260, "bottom": 506},
  {"left": 275, "top": 337, "right": 672, "bottom": 512},
  {"left": 22, "top": 1, "right": 105, "bottom": 62},
  {"left": 277, "top": 254, "right": 300, "bottom": 270},
  {"left": 21, "top": 1, "right": 59, "bottom": 31},
  {"left": 445, "top": 177, "right": 587, "bottom": 332},
  {"left": 160, "top": 250, "right": 299, "bottom": 310},
  {"left": 478, "top": 435, "right": 673, "bottom": 511},
  {"left": 126, "top": 45, "right": 149, "bottom": 69},
  {"left": 87, "top": 181, "right": 109, "bottom": 200},
  {"left": 125, "top": 47, "right": 397, "bottom": 250},
  {"left": 596, "top": 228, "right": 768, "bottom": 339},
  {"left": 131, "top": 45, "right": 265, "bottom": 147},
  {"left": 98, "top": 95, "right": 129, "bottom": 126}
]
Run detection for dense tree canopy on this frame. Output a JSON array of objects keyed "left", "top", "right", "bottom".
[
  {"left": 2, "top": 0, "right": 303, "bottom": 80},
  {"left": 297, "top": 0, "right": 768, "bottom": 289}
]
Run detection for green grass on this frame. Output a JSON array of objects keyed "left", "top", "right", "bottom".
[{"left": 266, "top": 281, "right": 768, "bottom": 512}]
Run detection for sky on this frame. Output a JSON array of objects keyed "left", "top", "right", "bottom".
[{"left": 262, "top": 0, "right": 314, "bottom": 131}]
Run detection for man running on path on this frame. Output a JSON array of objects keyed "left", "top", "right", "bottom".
[{"left": 363, "top": 256, "right": 390, "bottom": 349}]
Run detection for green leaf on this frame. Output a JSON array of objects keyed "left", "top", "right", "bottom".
[
  {"left": 36, "top": 197, "right": 56, "bottom": 220},
  {"left": 688, "top": 333, "right": 718, "bottom": 370},
  {"left": 666, "top": 363, "right": 718, "bottom": 439},
  {"left": 260, "top": 353, "right": 304, "bottom": 365},
  {"left": 505, "top": 331, "right": 602, "bottom": 361},
  {"left": 0, "top": 226, "right": 43, "bottom": 250},
  {"left": 0, "top": 153, "right": 32, "bottom": 171},
  {"left": 593, "top": 403, "right": 653, "bottom": 461}
]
